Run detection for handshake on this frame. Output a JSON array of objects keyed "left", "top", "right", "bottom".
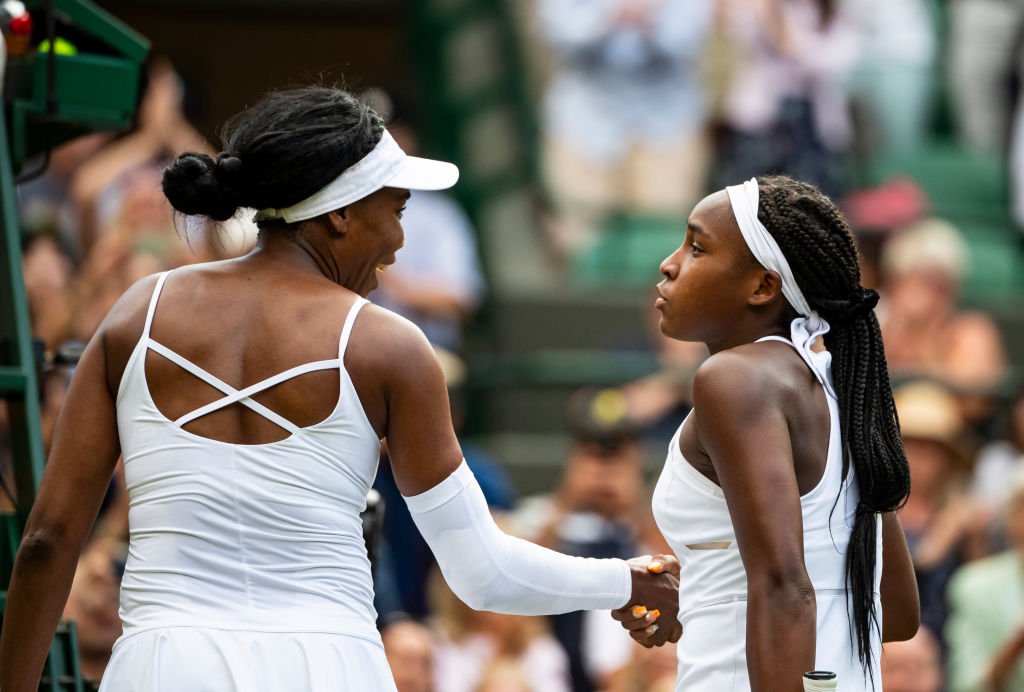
[{"left": 612, "top": 554, "right": 682, "bottom": 648}]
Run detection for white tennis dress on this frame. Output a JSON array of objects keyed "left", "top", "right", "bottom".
[
  {"left": 651, "top": 334, "right": 883, "bottom": 691},
  {"left": 99, "top": 271, "right": 395, "bottom": 691}
]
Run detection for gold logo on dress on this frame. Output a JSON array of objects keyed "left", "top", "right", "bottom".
[{"left": 685, "top": 541, "right": 732, "bottom": 550}]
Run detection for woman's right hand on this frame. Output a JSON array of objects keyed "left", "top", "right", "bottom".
[{"left": 611, "top": 554, "right": 682, "bottom": 648}]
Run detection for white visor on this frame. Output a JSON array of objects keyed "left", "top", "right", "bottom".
[
  {"left": 387, "top": 155, "right": 460, "bottom": 192},
  {"left": 255, "top": 130, "right": 459, "bottom": 223}
]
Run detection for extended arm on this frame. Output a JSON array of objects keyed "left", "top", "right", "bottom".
[
  {"left": 692, "top": 353, "right": 816, "bottom": 692},
  {"left": 404, "top": 460, "right": 631, "bottom": 614},
  {"left": 378, "top": 315, "right": 677, "bottom": 616}
]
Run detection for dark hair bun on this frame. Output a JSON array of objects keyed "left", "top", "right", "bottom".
[
  {"left": 161, "top": 87, "right": 386, "bottom": 222},
  {"left": 162, "top": 152, "right": 242, "bottom": 221}
]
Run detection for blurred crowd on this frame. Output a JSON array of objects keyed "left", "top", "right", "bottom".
[
  {"left": 528, "top": 0, "right": 1024, "bottom": 260},
  {"left": 2, "top": 0, "right": 1023, "bottom": 690}
]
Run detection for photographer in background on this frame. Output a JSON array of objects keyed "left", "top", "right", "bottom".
[{"left": 511, "top": 388, "right": 659, "bottom": 692}]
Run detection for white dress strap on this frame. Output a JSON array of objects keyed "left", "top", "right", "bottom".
[
  {"left": 338, "top": 298, "right": 368, "bottom": 359},
  {"left": 147, "top": 340, "right": 301, "bottom": 434},
  {"left": 142, "top": 272, "right": 172, "bottom": 339},
  {"left": 174, "top": 359, "right": 340, "bottom": 430},
  {"left": 755, "top": 318, "right": 837, "bottom": 400},
  {"left": 754, "top": 335, "right": 791, "bottom": 346}
]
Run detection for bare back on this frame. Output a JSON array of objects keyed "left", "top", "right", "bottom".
[{"left": 104, "top": 260, "right": 396, "bottom": 446}]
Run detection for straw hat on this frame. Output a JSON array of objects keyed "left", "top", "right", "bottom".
[{"left": 894, "top": 380, "right": 974, "bottom": 469}]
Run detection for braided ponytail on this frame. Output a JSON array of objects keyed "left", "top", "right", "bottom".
[{"left": 755, "top": 176, "right": 910, "bottom": 675}]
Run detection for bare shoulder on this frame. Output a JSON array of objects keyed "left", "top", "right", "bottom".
[
  {"left": 96, "top": 273, "right": 166, "bottom": 388},
  {"left": 347, "top": 303, "right": 443, "bottom": 385},
  {"left": 101, "top": 273, "right": 162, "bottom": 337},
  {"left": 98, "top": 263, "right": 236, "bottom": 382},
  {"left": 692, "top": 342, "right": 791, "bottom": 414}
]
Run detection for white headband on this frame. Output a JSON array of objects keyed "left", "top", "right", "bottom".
[
  {"left": 725, "top": 178, "right": 813, "bottom": 316},
  {"left": 726, "top": 178, "right": 836, "bottom": 397},
  {"left": 255, "top": 130, "right": 459, "bottom": 224}
]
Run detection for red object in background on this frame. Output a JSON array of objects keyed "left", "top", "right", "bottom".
[
  {"left": 842, "top": 177, "right": 929, "bottom": 234},
  {"left": 6, "top": 10, "right": 32, "bottom": 56},
  {"left": 9, "top": 11, "right": 30, "bottom": 34}
]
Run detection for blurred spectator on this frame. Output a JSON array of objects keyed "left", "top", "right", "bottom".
[
  {"left": 510, "top": 387, "right": 654, "bottom": 692},
  {"left": 534, "top": 0, "right": 715, "bottom": 259},
  {"left": 845, "top": 0, "right": 937, "bottom": 155},
  {"left": 881, "top": 626, "right": 944, "bottom": 692},
  {"left": 363, "top": 88, "right": 485, "bottom": 351},
  {"left": 69, "top": 56, "right": 210, "bottom": 253},
  {"left": 946, "top": 469, "right": 1024, "bottom": 691},
  {"left": 841, "top": 176, "right": 929, "bottom": 289},
  {"left": 61, "top": 542, "right": 125, "bottom": 683},
  {"left": 895, "top": 381, "right": 980, "bottom": 651},
  {"left": 475, "top": 658, "right": 533, "bottom": 692},
  {"left": 429, "top": 566, "right": 571, "bottom": 692},
  {"left": 606, "top": 638, "right": 678, "bottom": 692},
  {"left": 17, "top": 58, "right": 208, "bottom": 265},
  {"left": 20, "top": 59, "right": 228, "bottom": 355},
  {"left": 21, "top": 233, "right": 74, "bottom": 350},
  {"left": 17, "top": 133, "right": 113, "bottom": 257},
  {"left": 842, "top": 177, "right": 929, "bottom": 239},
  {"left": 383, "top": 619, "right": 435, "bottom": 692},
  {"left": 712, "top": 0, "right": 860, "bottom": 197},
  {"left": 65, "top": 166, "right": 215, "bottom": 345},
  {"left": 972, "top": 388, "right": 1024, "bottom": 530},
  {"left": 949, "top": 0, "right": 1024, "bottom": 153},
  {"left": 879, "top": 218, "right": 1008, "bottom": 426}
]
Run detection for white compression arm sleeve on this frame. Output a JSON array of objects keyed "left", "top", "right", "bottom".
[{"left": 404, "top": 460, "right": 632, "bottom": 615}]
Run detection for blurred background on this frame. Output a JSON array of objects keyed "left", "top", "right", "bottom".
[{"left": 4, "top": 0, "right": 1024, "bottom": 690}]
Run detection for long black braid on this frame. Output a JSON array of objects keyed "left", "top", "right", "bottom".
[{"left": 755, "top": 175, "right": 910, "bottom": 675}]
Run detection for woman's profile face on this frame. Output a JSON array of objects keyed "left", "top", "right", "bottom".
[
  {"left": 655, "top": 190, "right": 759, "bottom": 344},
  {"left": 335, "top": 186, "right": 410, "bottom": 295}
]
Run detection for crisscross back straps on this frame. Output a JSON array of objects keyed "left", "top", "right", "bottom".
[
  {"left": 144, "top": 290, "right": 369, "bottom": 435},
  {"left": 148, "top": 340, "right": 319, "bottom": 434},
  {"left": 173, "top": 358, "right": 341, "bottom": 430}
]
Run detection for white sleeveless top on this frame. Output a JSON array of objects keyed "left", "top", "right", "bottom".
[
  {"left": 651, "top": 334, "right": 882, "bottom": 691},
  {"left": 114, "top": 271, "right": 383, "bottom": 646}
]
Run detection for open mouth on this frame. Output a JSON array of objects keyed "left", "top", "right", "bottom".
[{"left": 376, "top": 264, "right": 388, "bottom": 273}]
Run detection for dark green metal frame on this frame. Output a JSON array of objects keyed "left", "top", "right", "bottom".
[{"left": 0, "top": 2, "right": 148, "bottom": 689}]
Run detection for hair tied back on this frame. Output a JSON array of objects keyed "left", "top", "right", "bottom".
[
  {"left": 215, "top": 152, "right": 243, "bottom": 185},
  {"left": 843, "top": 288, "right": 879, "bottom": 323}
]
